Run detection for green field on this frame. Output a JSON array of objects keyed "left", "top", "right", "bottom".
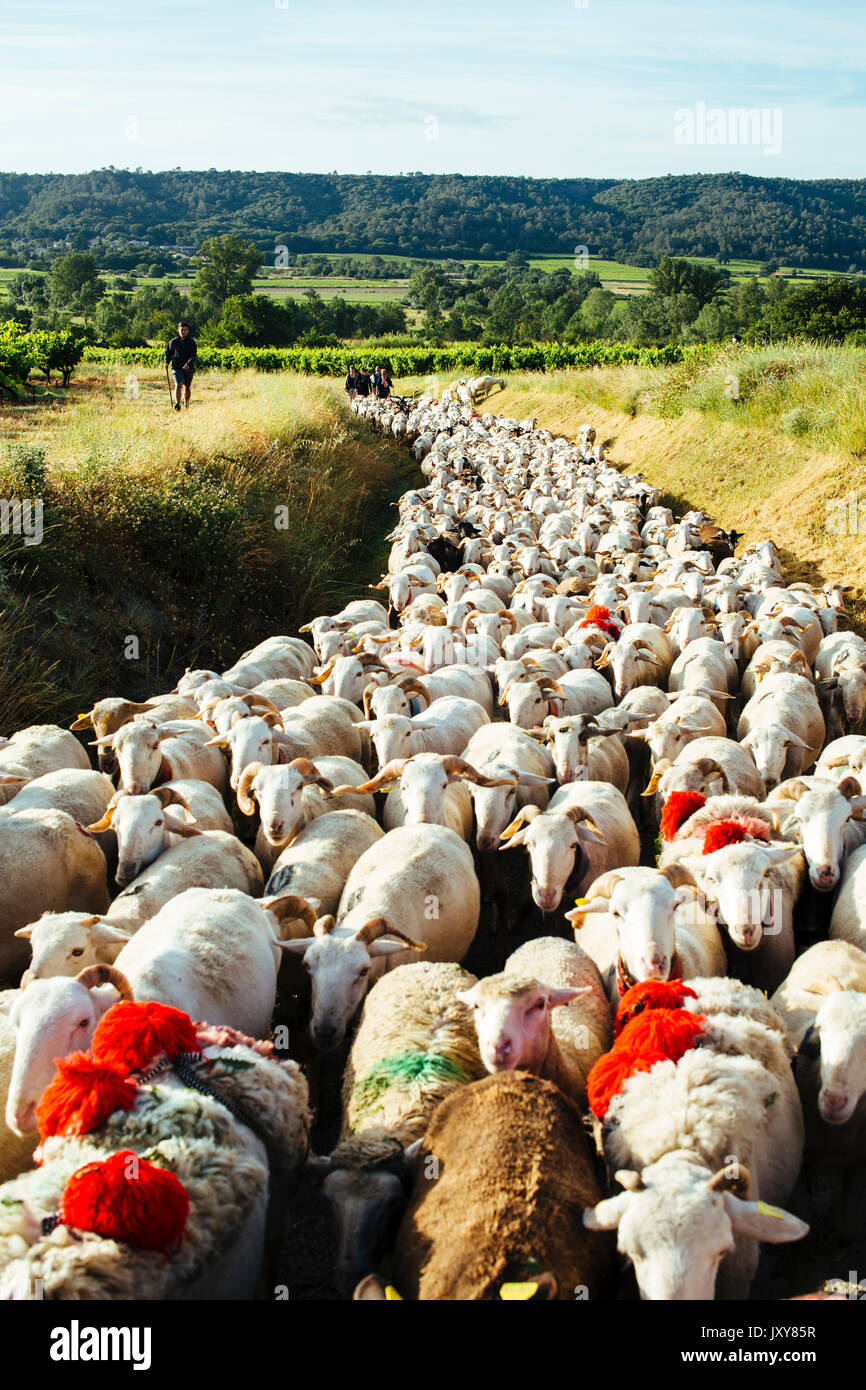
[{"left": 3, "top": 253, "right": 845, "bottom": 313}]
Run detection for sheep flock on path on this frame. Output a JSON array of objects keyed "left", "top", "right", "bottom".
[{"left": 1, "top": 376, "right": 866, "bottom": 1301}]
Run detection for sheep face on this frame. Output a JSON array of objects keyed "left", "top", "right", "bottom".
[
  {"left": 740, "top": 726, "right": 809, "bottom": 791},
  {"left": 458, "top": 975, "right": 578, "bottom": 1074},
  {"left": 682, "top": 844, "right": 797, "bottom": 951},
  {"left": 814, "top": 993, "right": 866, "bottom": 1125},
  {"left": 585, "top": 1156, "right": 807, "bottom": 1300},
  {"left": 839, "top": 669, "right": 866, "bottom": 728},
  {"left": 397, "top": 756, "right": 452, "bottom": 826},
  {"left": 301, "top": 936, "right": 374, "bottom": 1052},
  {"left": 782, "top": 786, "right": 865, "bottom": 892},
  {"left": 505, "top": 814, "right": 584, "bottom": 914},
  {"left": 503, "top": 681, "right": 553, "bottom": 730},
  {"left": 111, "top": 720, "right": 164, "bottom": 794},
  {"left": 4, "top": 977, "right": 114, "bottom": 1134},
  {"left": 369, "top": 716, "right": 413, "bottom": 767},
  {"left": 323, "top": 1165, "right": 408, "bottom": 1300},
  {"left": 469, "top": 775, "right": 520, "bottom": 853},
  {"left": 248, "top": 767, "right": 307, "bottom": 839},
  {"left": 16, "top": 911, "right": 129, "bottom": 981},
  {"left": 218, "top": 717, "right": 275, "bottom": 790},
  {"left": 110, "top": 793, "right": 184, "bottom": 885},
  {"left": 606, "top": 873, "right": 679, "bottom": 982}
]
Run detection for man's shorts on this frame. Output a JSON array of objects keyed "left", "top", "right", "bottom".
[{"left": 171, "top": 366, "right": 194, "bottom": 384}]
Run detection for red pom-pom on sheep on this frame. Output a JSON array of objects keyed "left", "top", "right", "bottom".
[
  {"left": 36, "top": 1054, "right": 137, "bottom": 1139},
  {"left": 659, "top": 791, "right": 706, "bottom": 841},
  {"left": 92, "top": 1000, "right": 199, "bottom": 1072},
  {"left": 702, "top": 820, "right": 749, "bottom": 854},
  {"left": 61, "top": 1150, "right": 189, "bottom": 1253},
  {"left": 614, "top": 979, "right": 699, "bottom": 1036},
  {"left": 587, "top": 1006, "right": 706, "bottom": 1120},
  {"left": 578, "top": 605, "right": 620, "bottom": 637}
]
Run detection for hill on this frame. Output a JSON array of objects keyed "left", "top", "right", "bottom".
[{"left": 2, "top": 170, "right": 865, "bottom": 269}]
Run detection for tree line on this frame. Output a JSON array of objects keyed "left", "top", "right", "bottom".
[
  {"left": 1, "top": 170, "right": 865, "bottom": 269},
  {"left": 3, "top": 237, "right": 864, "bottom": 352}
]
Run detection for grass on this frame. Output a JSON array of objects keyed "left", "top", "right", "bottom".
[
  {"left": 0, "top": 369, "right": 414, "bottom": 728},
  {"left": 398, "top": 341, "right": 866, "bottom": 634}
]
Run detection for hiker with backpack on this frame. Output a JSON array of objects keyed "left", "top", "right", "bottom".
[{"left": 165, "top": 321, "right": 197, "bottom": 411}]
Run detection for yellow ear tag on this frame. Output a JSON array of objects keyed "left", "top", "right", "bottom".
[
  {"left": 756, "top": 1201, "right": 785, "bottom": 1219},
  {"left": 384, "top": 1285, "right": 403, "bottom": 1300},
  {"left": 574, "top": 897, "right": 590, "bottom": 907},
  {"left": 500, "top": 1281, "right": 538, "bottom": 1301},
  {"left": 77, "top": 713, "right": 89, "bottom": 720}
]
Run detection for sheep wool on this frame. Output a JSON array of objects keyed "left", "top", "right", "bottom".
[
  {"left": 60, "top": 1151, "right": 189, "bottom": 1253},
  {"left": 660, "top": 791, "right": 706, "bottom": 842}
]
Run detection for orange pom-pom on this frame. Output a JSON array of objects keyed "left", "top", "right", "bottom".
[
  {"left": 37, "top": 1054, "right": 137, "bottom": 1139},
  {"left": 615, "top": 979, "right": 699, "bottom": 1035},
  {"left": 578, "top": 604, "right": 620, "bottom": 637},
  {"left": 92, "top": 1000, "right": 199, "bottom": 1072},
  {"left": 660, "top": 791, "right": 706, "bottom": 841},
  {"left": 587, "top": 1006, "right": 706, "bottom": 1119},
  {"left": 61, "top": 1150, "right": 189, "bottom": 1252}
]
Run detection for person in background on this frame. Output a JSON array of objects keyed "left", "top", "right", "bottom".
[
  {"left": 345, "top": 364, "right": 359, "bottom": 400},
  {"left": 356, "top": 367, "right": 372, "bottom": 398},
  {"left": 164, "top": 320, "right": 197, "bottom": 411},
  {"left": 375, "top": 364, "right": 392, "bottom": 400}
]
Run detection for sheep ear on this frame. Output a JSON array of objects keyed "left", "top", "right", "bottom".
[
  {"left": 353, "top": 1275, "right": 390, "bottom": 1301},
  {"left": 368, "top": 939, "right": 411, "bottom": 957},
  {"left": 278, "top": 937, "right": 315, "bottom": 956},
  {"left": 13, "top": 925, "right": 33, "bottom": 939},
  {"left": 89, "top": 922, "right": 131, "bottom": 945},
  {"left": 583, "top": 1193, "right": 630, "bottom": 1231},
  {"left": 548, "top": 986, "right": 591, "bottom": 1007},
  {"left": 723, "top": 1193, "right": 809, "bottom": 1244}
]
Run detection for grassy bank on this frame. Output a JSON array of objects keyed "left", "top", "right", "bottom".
[
  {"left": 401, "top": 341, "right": 865, "bottom": 632},
  {"left": 0, "top": 369, "right": 414, "bottom": 729}
]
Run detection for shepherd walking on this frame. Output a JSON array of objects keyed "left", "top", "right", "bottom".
[{"left": 165, "top": 321, "right": 197, "bottom": 411}]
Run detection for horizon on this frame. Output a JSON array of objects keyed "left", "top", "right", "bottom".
[
  {"left": 3, "top": 169, "right": 863, "bottom": 185},
  {"left": 2, "top": 0, "right": 863, "bottom": 182}
]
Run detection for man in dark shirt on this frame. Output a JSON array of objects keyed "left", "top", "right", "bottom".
[
  {"left": 356, "top": 368, "right": 372, "bottom": 398},
  {"left": 164, "top": 321, "right": 197, "bottom": 411}
]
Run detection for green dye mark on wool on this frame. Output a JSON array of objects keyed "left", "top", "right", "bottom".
[{"left": 352, "top": 1051, "right": 472, "bottom": 1118}]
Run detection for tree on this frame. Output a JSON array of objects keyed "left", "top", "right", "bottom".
[
  {"left": 47, "top": 253, "right": 102, "bottom": 307},
  {"left": 764, "top": 276, "right": 866, "bottom": 341},
  {"left": 201, "top": 293, "right": 294, "bottom": 347},
  {"left": 649, "top": 255, "right": 727, "bottom": 308},
  {"left": 190, "top": 234, "right": 263, "bottom": 319}
]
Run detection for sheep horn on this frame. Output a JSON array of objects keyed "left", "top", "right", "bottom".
[
  {"left": 693, "top": 758, "right": 730, "bottom": 792},
  {"left": 440, "top": 756, "right": 516, "bottom": 787},
  {"left": 770, "top": 779, "right": 810, "bottom": 802},
  {"left": 659, "top": 863, "right": 698, "bottom": 890},
  {"left": 707, "top": 1165, "right": 751, "bottom": 1200},
  {"left": 335, "top": 760, "right": 408, "bottom": 794},
  {"left": 87, "top": 804, "right": 117, "bottom": 832},
  {"left": 498, "top": 610, "right": 518, "bottom": 631},
  {"left": 641, "top": 767, "right": 666, "bottom": 797},
  {"left": 153, "top": 785, "right": 191, "bottom": 810},
  {"left": 262, "top": 895, "right": 319, "bottom": 933},
  {"left": 356, "top": 918, "right": 426, "bottom": 950},
  {"left": 289, "top": 757, "right": 333, "bottom": 790},
  {"left": 75, "top": 965, "right": 134, "bottom": 1000},
  {"left": 311, "top": 657, "right": 338, "bottom": 684},
  {"left": 236, "top": 761, "right": 266, "bottom": 816}
]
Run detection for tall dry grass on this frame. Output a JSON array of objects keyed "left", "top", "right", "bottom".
[{"left": 0, "top": 370, "right": 412, "bottom": 729}]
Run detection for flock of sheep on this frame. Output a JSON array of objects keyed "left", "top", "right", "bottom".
[{"left": 0, "top": 379, "right": 865, "bottom": 1301}]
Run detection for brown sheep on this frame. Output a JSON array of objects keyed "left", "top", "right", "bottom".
[{"left": 387, "top": 1072, "right": 615, "bottom": 1300}]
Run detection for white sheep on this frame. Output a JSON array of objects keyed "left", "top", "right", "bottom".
[
  {"left": 585, "top": 976, "right": 808, "bottom": 1299},
  {"left": 458, "top": 936, "right": 611, "bottom": 1106},
  {"left": 282, "top": 824, "right": 480, "bottom": 1051},
  {"left": 500, "top": 780, "right": 640, "bottom": 914},
  {"left": 566, "top": 864, "right": 726, "bottom": 1004},
  {"left": 0, "top": 809, "right": 109, "bottom": 979}
]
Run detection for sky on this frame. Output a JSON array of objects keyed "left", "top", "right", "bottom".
[{"left": 1, "top": 0, "right": 864, "bottom": 180}]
